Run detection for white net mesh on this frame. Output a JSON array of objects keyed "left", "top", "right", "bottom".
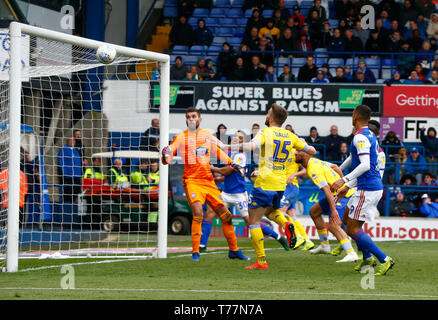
[
  {"left": 0, "top": 81, "right": 9, "bottom": 268},
  {"left": 2, "top": 30, "right": 167, "bottom": 261}
]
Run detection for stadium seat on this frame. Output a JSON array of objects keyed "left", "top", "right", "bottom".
[
  {"left": 315, "top": 57, "right": 327, "bottom": 67},
  {"left": 314, "top": 48, "right": 329, "bottom": 59},
  {"left": 216, "top": 27, "right": 234, "bottom": 37},
  {"left": 212, "top": 36, "right": 227, "bottom": 45},
  {"left": 210, "top": 8, "right": 226, "bottom": 18},
  {"left": 235, "top": 18, "right": 248, "bottom": 26},
  {"left": 163, "top": 7, "right": 178, "bottom": 18},
  {"left": 228, "top": 37, "right": 243, "bottom": 46},
  {"left": 278, "top": 57, "right": 291, "bottom": 67},
  {"left": 171, "top": 45, "right": 189, "bottom": 55},
  {"left": 291, "top": 57, "right": 306, "bottom": 67},
  {"left": 206, "top": 17, "right": 219, "bottom": 27},
  {"left": 227, "top": 8, "right": 243, "bottom": 18},
  {"left": 244, "top": 9, "right": 253, "bottom": 18},
  {"left": 376, "top": 79, "right": 386, "bottom": 83},
  {"left": 204, "top": 55, "right": 217, "bottom": 65},
  {"left": 207, "top": 45, "right": 222, "bottom": 54},
  {"left": 192, "top": 8, "right": 209, "bottom": 18},
  {"left": 328, "top": 58, "right": 344, "bottom": 67},
  {"left": 188, "top": 17, "right": 198, "bottom": 27},
  {"left": 184, "top": 55, "right": 200, "bottom": 66},
  {"left": 215, "top": 0, "right": 231, "bottom": 7},
  {"left": 221, "top": 18, "right": 235, "bottom": 27},
  {"left": 365, "top": 57, "right": 381, "bottom": 68},
  {"left": 369, "top": 68, "right": 379, "bottom": 79},
  {"left": 164, "top": 0, "right": 177, "bottom": 7},
  {"left": 292, "top": 67, "right": 300, "bottom": 78},
  {"left": 189, "top": 45, "right": 207, "bottom": 55},
  {"left": 346, "top": 57, "right": 359, "bottom": 67},
  {"left": 381, "top": 68, "right": 393, "bottom": 79},
  {"left": 234, "top": 27, "right": 246, "bottom": 37},
  {"left": 231, "top": 0, "right": 245, "bottom": 8},
  {"left": 382, "top": 59, "right": 397, "bottom": 68},
  {"left": 262, "top": 9, "right": 274, "bottom": 18},
  {"left": 301, "top": 8, "right": 310, "bottom": 16},
  {"left": 300, "top": 0, "right": 314, "bottom": 9},
  {"left": 285, "top": 1, "right": 299, "bottom": 9},
  {"left": 328, "top": 19, "right": 338, "bottom": 27}
]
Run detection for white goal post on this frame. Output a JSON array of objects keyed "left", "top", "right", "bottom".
[{"left": 5, "top": 22, "right": 170, "bottom": 272}]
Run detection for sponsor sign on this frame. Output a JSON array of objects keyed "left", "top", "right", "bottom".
[
  {"left": 383, "top": 86, "right": 438, "bottom": 117},
  {"left": 151, "top": 82, "right": 382, "bottom": 115},
  {"left": 0, "top": 29, "right": 30, "bottom": 81},
  {"left": 403, "top": 117, "right": 438, "bottom": 142},
  {"left": 380, "top": 117, "right": 405, "bottom": 142}
]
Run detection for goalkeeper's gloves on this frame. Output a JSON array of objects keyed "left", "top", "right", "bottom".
[
  {"left": 230, "top": 161, "right": 245, "bottom": 178},
  {"left": 161, "top": 145, "right": 172, "bottom": 163}
]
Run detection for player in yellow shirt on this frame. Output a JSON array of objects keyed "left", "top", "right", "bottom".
[
  {"left": 221, "top": 104, "right": 316, "bottom": 269},
  {"left": 294, "top": 149, "right": 359, "bottom": 263},
  {"left": 280, "top": 148, "right": 315, "bottom": 251}
]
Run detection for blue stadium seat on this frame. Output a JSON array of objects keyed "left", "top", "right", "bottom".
[
  {"left": 369, "top": 68, "right": 380, "bottom": 79},
  {"left": 216, "top": 27, "right": 234, "bottom": 37},
  {"left": 315, "top": 57, "right": 327, "bottom": 67},
  {"left": 164, "top": 0, "right": 177, "bottom": 7},
  {"left": 227, "top": 8, "right": 243, "bottom": 18},
  {"left": 244, "top": 9, "right": 253, "bottom": 18},
  {"left": 215, "top": 0, "right": 231, "bottom": 7},
  {"left": 328, "top": 58, "right": 345, "bottom": 67},
  {"left": 301, "top": 8, "right": 310, "bottom": 16},
  {"left": 212, "top": 36, "right": 227, "bottom": 45},
  {"left": 292, "top": 67, "right": 300, "bottom": 78},
  {"left": 278, "top": 57, "right": 291, "bottom": 67},
  {"left": 346, "top": 57, "right": 359, "bottom": 67},
  {"left": 376, "top": 79, "right": 385, "bottom": 84},
  {"left": 204, "top": 55, "right": 218, "bottom": 65},
  {"left": 234, "top": 27, "right": 246, "bottom": 37},
  {"left": 382, "top": 59, "right": 397, "bottom": 68},
  {"left": 206, "top": 17, "right": 219, "bottom": 27},
  {"left": 314, "top": 48, "right": 329, "bottom": 59},
  {"left": 192, "top": 8, "right": 209, "bottom": 18},
  {"left": 171, "top": 45, "right": 189, "bottom": 55},
  {"left": 235, "top": 17, "right": 248, "bottom": 26},
  {"left": 365, "top": 57, "right": 380, "bottom": 68},
  {"left": 207, "top": 45, "right": 222, "bottom": 54},
  {"left": 228, "top": 37, "right": 243, "bottom": 46},
  {"left": 285, "top": 1, "right": 299, "bottom": 9},
  {"left": 221, "top": 18, "right": 235, "bottom": 27},
  {"left": 210, "top": 8, "right": 226, "bottom": 18},
  {"left": 163, "top": 7, "right": 178, "bottom": 18},
  {"left": 188, "top": 17, "right": 198, "bottom": 27},
  {"left": 381, "top": 68, "right": 393, "bottom": 79},
  {"left": 189, "top": 45, "right": 208, "bottom": 55},
  {"left": 262, "top": 9, "right": 274, "bottom": 18},
  {"left": 300, "top": 0, "right": 314, "bottom": 9},
  {"left": 231, "top": 0, "right": 245, "bottom": 8},
  {"left": 328, "top": 19, "right": 338, "bottom": 27},
  {"left": 291, "top": 57, "right": 306, "bottom": 67},
  {"left": 184, "top": 55, "right": 200, "bottom": 66}
]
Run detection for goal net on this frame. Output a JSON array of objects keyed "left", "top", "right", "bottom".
[{"left": 1, "top": 23, "right": 170, "bottom": 272}]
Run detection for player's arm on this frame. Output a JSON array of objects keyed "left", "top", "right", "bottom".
[
  {"left": 210, "top": 164, "right": 235, "bottom": 176},
  {"left": 330, "top": 163, "right": 344, "bottom": 178},
  {"left": 212, "top": 145, "right": 246, "bottom": 177},
  {"left": 161, "top": 135, "right": 181, "bottom": 165},
  {"left": 287, "top": 167, "right": 306, "bottom": 184},
  {"left": 295, "top": 137, "right": 316, "bottom": 156}
]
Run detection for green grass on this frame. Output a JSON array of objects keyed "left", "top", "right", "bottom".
[{"left": 1, "top": 237, "right": 438, "bottom": 300}]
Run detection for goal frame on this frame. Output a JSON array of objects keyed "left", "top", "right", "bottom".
[{"left": 6, "top": 22, "right": 170, "bottom": 272}]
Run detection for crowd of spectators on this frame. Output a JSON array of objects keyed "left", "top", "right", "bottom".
[{"left": 168, "top": 0, "right": 438, "bottom": 83}]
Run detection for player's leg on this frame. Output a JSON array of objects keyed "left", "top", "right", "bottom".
[
  {"left": 245, "top": 206, "right": 270, "bottom": 269},
  {"left": 200, "top": 204, "right": 215, "bottom": 252},
  {"left": 346, "top": 190, "right": 395, "bottom": 275},
  {"left": 308, "top": 201, "right": 331, "bottom": 254}
]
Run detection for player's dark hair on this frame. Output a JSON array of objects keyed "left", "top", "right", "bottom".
[
  {"left": 236, "top": 130, "right": 246, "bottom": 138},
  {"left": 354, "top": 104, "right": 371, "bottom": 122},
  {"left": 271, "top": 103, "right": 288, "bottom": 126},
  {"left": 368, "top": 119, "right": 380, "bottom": 136},
  {"left": 185, "top": 107, "right": 200, "bottom": 117}
]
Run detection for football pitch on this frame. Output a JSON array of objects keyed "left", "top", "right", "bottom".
[{"left": 0, "top": 237, "right": 437, "bottom": 300}]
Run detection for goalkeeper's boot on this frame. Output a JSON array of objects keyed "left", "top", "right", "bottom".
[
  {"left": 293, "top": 235, "right": 306, "bottom": 250},
  {"left": 331, "top": 245, "right": 344, "bottom": 256},
  {"left": 309, "top": 244, "right": 331, "bottom": 254},
  {"left": 336, "top": 251, "right": 359, "bottom": 263},
  {"left": 301, "top": 240, "right": 315, "bottom": 251},
  {"left": 284, "top": 222, "right": 297, "bottom": 249},
  {"left": 191, "top": 252, "right": 200, "bottom": 262},
  {"left": 278, "top": 235, "right": 290, "bottom": 251},
  {"left": 245, "top": 261, "right": 269, "bottom": 270},
  {"left": 199, "top": 245, "right": 208, "bottom": 253},
  {"left": 375, "top": 257, "right": 395, "bottom": 276},
  {"left": 229, "top": 249, "right": 251, "bottom": 261},
  {"left": 354, "top": 257, "right": 377, "bottom": 271}
]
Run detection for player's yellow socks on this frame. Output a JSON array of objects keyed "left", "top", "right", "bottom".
[
  {"left": 317, "top": 228, "right": 329, "bottom": 245},
  {"left": 268, "top": 210, "right": 288, "bottom": 228},
  {"left": 294, "top": 219, "right": 310, "bottom": 241},
  {"left": 249, "top": 225, "right": 266, "bottom": 264},
  {"left": 192, "top": 216, "right": 203, "bottom": 253},
  {"left": 339, "top": 238, "right": 355, "bottom": 254}
]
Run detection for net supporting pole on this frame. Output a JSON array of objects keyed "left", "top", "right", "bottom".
[
  {"left": 157, "top": 60, "right": 170, "bottom": 259},
  {"left": 6, "top": 22, "right": 23, "bottom": 272}
]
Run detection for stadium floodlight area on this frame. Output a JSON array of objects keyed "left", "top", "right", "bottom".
[{"left": 0, "top": 22, "right": 170, "bottom": 272}]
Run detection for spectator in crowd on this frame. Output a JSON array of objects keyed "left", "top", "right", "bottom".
[
  {"left": 323, "top": 125, "right": 345, "bottom": 162},
  {"left": 216, "top": 42, "right": 235, "bottom": 80},
  {"left": 311, "top": 69, "right": 330, "bottom": 83},
  {"left": 379, "top": 9, "right": 392, "bottom": 30},
  {"left": 408, "top": 28, "right": 426, "bottom": 51},
  {"left": 335, "top": 0, "right": 354, "bottom": 20},
  {"left": 404, "top": 70, "right": 424, "bottom": 84},
  {"left": 83, "top": 157, "right": 105, "bottom": 181},
  {"left": 419, "top": 193, "right": 438, "bottom": 218},
  {"left": 183, "top": 71, "right": 196, "bottom": 81},
  {"left": 308, "top": 9, "right": 323, "bottom": 47},
  {"left": 354, "top": 59, "right": 376, "bottom": 83},
  {"left": 216, "top": 123, "right": 231, "bottom": 145},
  {"left": 305, "top": 126, "right": 324, "bottom": 157},
  {"left": 152, "top": 63, "right": 160, "bottom": 80},
  {"left": 405, "top": 147, "right": 428, "bottom": 184},
  {"left": 319, "top": 21, "right": 333, "bottom": 49},
  {"left": 386, "top": 70, "right": 403, "bottom": 84},
  {"left": 272, "top": 8, "right": 287, "bottom": 30},
  {"left": 170, "top": 56, "right": 188, "bottom": 80},
  {"left": 339, "top": 142, "right": 349, "bottom": 162},
  {"left": 130, "top": 159, "right": 149, "bottom": 190},
  {"left": 396, "top": 147, "right": 408, "bottom": 178},
  {"left": 381, "top": 130, "right": 404, "bottom": 162},
  {"left": 245, "top": 8, "right": 266, "bottom": 36},
  {"left": 425, "top": 69, "right": 438, "bottom": 84},
  {"left": 141, "top": 118, "right": 160, "bottom": 151},
  {"left": 236, "top": 43, "right": 252, "bottom": 68},
  {"left": 426, "top": 13, "right": 438, "bottom": 40},
  {"left": 414, "top": 63, "right": 428, "bottom": 82},
  {"left": 331, "top": 66, "right": 349, "bottom": 83},
  {"left": 177, "top": 0, "right": 195, "bottom": 16},
  {"left": 278, "top": 64, "right": 295, "bottom": 82},
  {"left": 229, "top": 56, "right": 248, "bottom": 81},
  {"left": 397, "top": 41, "right": 416, "bottom": 78},
  {"left": 249, "top": 123, "right": 260, "bottom": 165},
  {"left": 390, "top": 191, "right": 413, "bottom": 216},
  {"left": 352, "top": 70, "right": 367, "bottom": 83},
  {"left": 421, "top": 171, "right": 437, "bottom": 189},
  {"left": 337, "top": 18, "right": 349, "bottom": 34},
  {"left": 73, "top": 129, "right": 84, "bottom": 161},
  {"left": 108, "top": 158, "right": 129, "bottom": 190},
  {"left": 193, "top": 18, "right": 213, "bottom": 46},
  {"left": 278, "top": 28, "right": 295, "bottom": 56},
  {"left": 291, "top": 5, "right": 305, "bottom": 27},
  {"left": 256, "top": 36, "right": 275, "bottom": 67},
  {"left": 352, "top": 20, "right": 369, "bottom": 48},
  {"left": 264, "top": 65, "right": 277, "bottom": 82},
  {"left": 188, "top": 65, "right": 200, "bottom": 80},
  {"left": 374, "top": 18, "right": 391, "bottom": 45},
  {"left": 416, "top": 41, "right": 434, "bottom": 69},
  {"left": 169, "top": 15, "right": 194, "bottom": 47},
  {"left": 414, "top": 0, "right": 435, "bottom": 18},
  {"left": 309, "top": 0, "right": 327, "bottom": 21},
  {"left": 58, "top": 136, "right": 82, "bottom": 202},
  {"left": 147, "top": 160, "right": 160, "bottom": 185},
  {"left": 420, "top": 127, "right": 438, "bottom": 170},
  {"left": 242, "top": 27, "right": 260, "bottom": 51},
  {"left": 247, "top": 55, "right": 266, "bottom": 81},
  {"left": 365, "top": 29, "right": 383, "bottom": 53},
  {"left": 343, "top": 65, "right": 353, "bottom": 81},
  {"left": 386, "top": 30, "right": 403, "bottom": 53},
  {"left": 389, "top": 19, "right": 402, "bottom": 34},
  {"left": 285, "top": 124, "right": 294, "bottom": 133},
  {"left": 259, "top": 18, "right": 281, "bottom": 41},
  {"left": 298, "top": 56, "right": 317, "bottom": 82},
  {"left": 328, "top": 28, "right": 346, "bottom": 58},
  {"left": 295, "top": 31, "right": 313, "bottom": 57},
  {"left": 344, "top": 28, "right": 364, "bottom": 52},
  {"left": 277, "top": 0, "right": 290, "bottom": 21},
  {"left": 242, "top": 0, "right": 263, "bottom": 13},
  {"left": 400, "top": 0, "right": 418, "bottom": 26}
]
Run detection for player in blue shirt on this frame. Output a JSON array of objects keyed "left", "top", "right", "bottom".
[
  {"left": 200, "top": 131, "right": 290, "bottom": 252},
  {"left": 331, "top": 105, "right": 395, "bottom": 276}
]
